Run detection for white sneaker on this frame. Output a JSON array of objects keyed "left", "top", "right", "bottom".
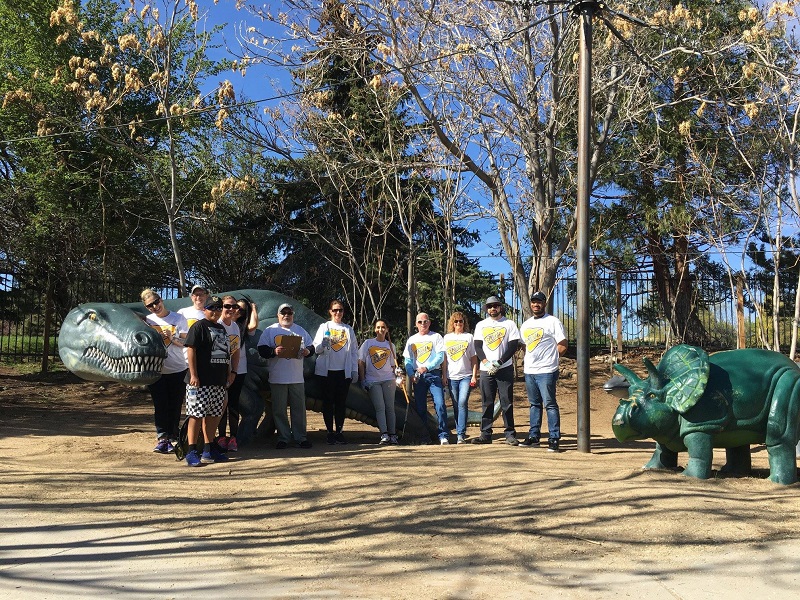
[
  {"left": 440, "top": 437, "right": 450, "bottom": 445},
  {"left": 379, "top": 433, "right": 390, "bottom": 445},
  {"left": 457, "top": 435, "right": 466, "bottom": 444}
]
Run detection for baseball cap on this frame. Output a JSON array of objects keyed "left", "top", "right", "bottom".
[
  {"left": 204, "top": 296, "right": 223, "bottom": 310},
  {"left": 190, "top": 284, "right": 208, "bottom": 295},
  {"left": 484, "top": 296, "right": 502, "bottom": 307},
  {"left": 531, "top": 291, "right": 547, "bottom": 303},
  {"left": 278, "top": 303, "right": 294, "bottom": 313}
]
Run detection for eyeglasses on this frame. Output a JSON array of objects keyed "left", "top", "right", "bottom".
[
  {"left": 453, "top": 319, "right": 464, "bottom": 323},
  {"left": 223, "top": 304, "right": 239, "bottom": 310},
  {"left": 331, "top": 308, "right": 343, "bottom": 313},
  {"left": 417, "top": 319, "right": 429, "bottom": 324},
  {"left": 145, "top": 299, "right": 161, "bottom": 309},
  {"left": 280, "top": 310, "right": 294, "bottom": 316}
]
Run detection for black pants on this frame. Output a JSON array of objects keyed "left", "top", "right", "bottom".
[
  {"left": 148, "top": 369, "right": 186, "bottom": 440},
  {"left": 317, "top": 371, "right": 351, "bottom": 433},
  {"left": 218, "top": 372, "right": 245, "bottom": 438},
  {"left": 479, "top": 365, "right": 516, "bottom": 437}
]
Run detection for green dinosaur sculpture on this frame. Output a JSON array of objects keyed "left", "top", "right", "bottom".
[
  {"left": 58, "top": 289, "right": 493, "bottom": 444},
  {"left": 612, "top": 344, "right": 800, "bottom": 484}
]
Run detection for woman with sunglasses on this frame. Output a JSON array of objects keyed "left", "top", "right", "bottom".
[
  {"left": 443, "top": 312, "right": 478, "bottom": 444},
  {"left": 140, "top": 288, "right": 189, "bottom": 454},
  {"left": 312, "top": 299, "right": 359, "bottom": 445},
  {"left": 216, "top": 295, "right": 244, "bottom": 452}
]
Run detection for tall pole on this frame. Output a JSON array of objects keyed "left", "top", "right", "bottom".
[{"left": 574, "top": 1, "right": 598, "bottom": 453}]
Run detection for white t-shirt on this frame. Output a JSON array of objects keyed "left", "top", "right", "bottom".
[
  {"left": 520, "top": 314, "right": 566, "bottom": 375},
  {"left": 358, "top": 338, "right": 397, "bottom": 384},
  {"left": 403, "top": 331, "right": 445, "bottom": 370},
  {"left": 313, "top": 321, "right": 359, "bottom": 378},
  {"left": 145, "top": 311, "right": 189, "bottom": 374},
  {"left": 443, "top": 332, "right": 475, "bottom": 380},
  {"left": 178, "top": 306, "right": 205, "bottom": 330},
  {"left": 218, "top": 319, "right": 245, "bottom": 375},
  {"left": 474, "top": 316, "right": 520, "bottom": 371},
  {"left": 257, "top": 322, "right": 313, "bottom": 385}
]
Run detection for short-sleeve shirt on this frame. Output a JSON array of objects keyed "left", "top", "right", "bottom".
[
  {"left": 218, "top": 319, "right": 245, "bottom": 375},
  {"left": 443, "top": 332, "right": 475, "bottom": 380},
  {"left": 359, "top": 338, "right": 397, "bottom": 384},
  {"left": 520, "top": 314, "right": 566, "bottom": 375},
  {"left": 184, "top": 318, "right": 230, "bottom": 386},
  {"left": 145, "top": 311, "right": 188, "bottom": 374},
  {"left": 403, "top": 331, "right": 445, "bottom": 370},
  {"left": 474, "top": 317, "right": 520, "bottom": 371},
  {"left": 257, "top": 322, "right": 313, "bottom": 385}
]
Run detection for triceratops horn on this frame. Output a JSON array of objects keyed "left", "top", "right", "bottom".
[
  {"left": 613, "top": 363, "right": 642, "bottom": 385},
  {"left": 644, "top": 358, "right": 665, "bottom": 390}
]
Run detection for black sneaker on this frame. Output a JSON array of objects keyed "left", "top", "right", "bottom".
[
  {"left": 520, "top": 437, "right": 540, "bottom": 447},
  {"left": 548, "top": 438, "right": 560, "bottom": 453},
  {"left": 299, "top": 440, "right": 313, "bottom": 449},
  {"left": 275, "top": 440, "right": 289, "bottom": 449},
  {"left": 335, "top": 432, "right": 347, "bottom": 445},
  {"left": 327, "top": 432, "right": 336, "bottom": 445},
  {"left": 505, "top": 436, "right": 520, "bottom": 446},
  {"left": 472, "top": 436, "right": 492, "bottom": 444}
]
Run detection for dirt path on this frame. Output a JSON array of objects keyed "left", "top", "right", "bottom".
[{"left": 2, "top": 358, "right": 800, "bottom": 598}]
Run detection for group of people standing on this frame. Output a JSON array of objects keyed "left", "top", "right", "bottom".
[
  {"left": 140, "top": 286, "right": 568, "bottom": 466},
  {"left": 140, "top": 285, "right": 257, "bottom": 466}
]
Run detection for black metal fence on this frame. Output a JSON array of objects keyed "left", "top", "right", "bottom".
[{"left": 0, "top": 270, "right": 795, "bottom": 368}]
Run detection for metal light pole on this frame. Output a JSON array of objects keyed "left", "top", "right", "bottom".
[{"left": 573, "top": 0, "right": 599, "bottom": 453}]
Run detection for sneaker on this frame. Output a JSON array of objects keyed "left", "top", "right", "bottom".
[
  {"left": 217, "top": 436, "right": 228, "bottom": 451},
  {"left": 327, "top": 432, "right": 336, "bottom": 445},
  {"left": 276, "top": 440, "right": 289, "bottom": 450},
  {"left": 457, "top": 435, "right": 466, "bottom": 444},
  {"left": 548, "top": 438, "right": 560, "bottom": 453},
  {"left": 227, "top": 437, "right": 238, "bottom": 452},
  {"left": 472, "top": 436, "right": 492, "bottom": 444},
  {"left": 201, "top": 447, "right": 228, "bottom": 463},
  {"left": 153, "top": 439, "right": 170, "bottom": 453},
  {"left": 185, "top": 449, "right": 201, "bottom": 467},
  {"left": 299, "top": 440, "right": 313, "bottom": 449},
  {"left": 520, "top": 437, "right": 540, "bottom": 447},
  {"left": 388, "top": 434, "right": 399, "bottom": 445},
  {"left": 379, "top": 433, "right": 390, "bottom": 445},
  {"left": 505, "top": 436, "right": 520, "bottom": 446},
  {"left": 440, "top": 437, "right": 450, "bottom": 445},
  {"left": 335, "top": 432, "right": 347, "bottom": 445}
]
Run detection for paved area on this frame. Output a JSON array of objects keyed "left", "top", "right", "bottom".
[{"left": 3, "top": 511, "right": 799, "bottom": 599}]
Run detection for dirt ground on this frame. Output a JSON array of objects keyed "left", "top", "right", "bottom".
[{"left": 2, "top": 354, "right": 800, "bottom": 598}]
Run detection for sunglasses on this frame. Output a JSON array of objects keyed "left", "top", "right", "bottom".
[
  {"left": 487, "top": 304, "right": 501, "bottom": 309},
  {"left": 223, "top": 304, "right": 239, "bottom": 310},
  {"left": 453, "top": 319, "right": 464, "bottom": 323},
  {"left": 417, "top": 319, "right": 429, "bottom": 324},
  {"left": 331, "top": 308, "right": 344, "bottom": 313},
  {"left": 280, "top": 310, "right": 294, "bottom": 316},
  {"left": 204, "top": 306, "right": 222, "bottom": 311},
  {"left": 145, "top": 299, "right": 161, "bottom": 309}
]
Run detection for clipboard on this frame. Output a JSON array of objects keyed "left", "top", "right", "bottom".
[{"left": 275, "top": 334, "right": 302, "bottom": 356}]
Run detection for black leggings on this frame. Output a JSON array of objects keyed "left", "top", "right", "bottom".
[
  {"left": 317, "top": 370, "right": 351, "bottom": 433},
  {"left": 218, "top": 372, "right": 245, "bottom": 438}
]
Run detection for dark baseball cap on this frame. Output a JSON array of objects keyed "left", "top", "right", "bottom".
[
  {"left": 531, "top": 291, "right": 547, "bottom": 303},
  {"left": 204, "top": 296, "right": 223, "bottom": 310}
]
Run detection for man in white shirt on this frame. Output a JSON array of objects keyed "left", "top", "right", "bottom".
[
  {"left": 519, "top": 291, "right": 568, "bottom": 452},
  {"left": 257, "top": 303, "right": 314, "bottom": 449},
  {"left": 473, "top": 296, "right": 522, "bottom": 445}
]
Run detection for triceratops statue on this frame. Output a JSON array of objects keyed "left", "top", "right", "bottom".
[{"left": 612, "top": 345, "right": 800, "bottom": 484}]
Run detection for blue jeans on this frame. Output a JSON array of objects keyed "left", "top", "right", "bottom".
[
  {"left": 412, "top": 370, "right": 448, "bottom": 440},
  {"left": 448, "top": 377, "right": 471, "bottom": 436},
  {"left": 524, "top": 371, "right": 560, "bottom": 440}
]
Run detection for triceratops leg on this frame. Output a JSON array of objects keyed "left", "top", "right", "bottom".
[
  {"left": 720, "top": 445, "right": 751, "bottom": 476},
  {"left": 682, "top": 432, "right": 714, "bottom": 479},
  {"left": 643, "top": 442, "right": 679, "bottom": 470},
  {"left": 765, "top": 442, "right": 798, "bottom": 485}
]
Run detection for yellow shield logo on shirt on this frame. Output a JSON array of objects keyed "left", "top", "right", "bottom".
[
  {"left": 369, "top": 346, "right": 390, "bottom": 369},
  {"left": 411, "top": 341, "right": 433, "bottom": 364},
  {"left": 482, "top": 326, "right": 507, "bottom": 351},
  {"left": 228, "top": 334, "right": 240, "bottom": 354},
  {"left": 522, "top": 327, "right": 544, "bottom": 352},
  {"left": 446, "top": 340, "right": 468, "bottom": 362},
  {"left": 331, "top": 329, "right": 347, "bottom": 352},
  {"left": 149, "top": 324, "right": 175, "bottom": 348}
]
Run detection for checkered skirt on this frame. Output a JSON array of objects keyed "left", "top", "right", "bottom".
[{"left": 185, "top": 385, "right": 226, "bottom": 417}]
